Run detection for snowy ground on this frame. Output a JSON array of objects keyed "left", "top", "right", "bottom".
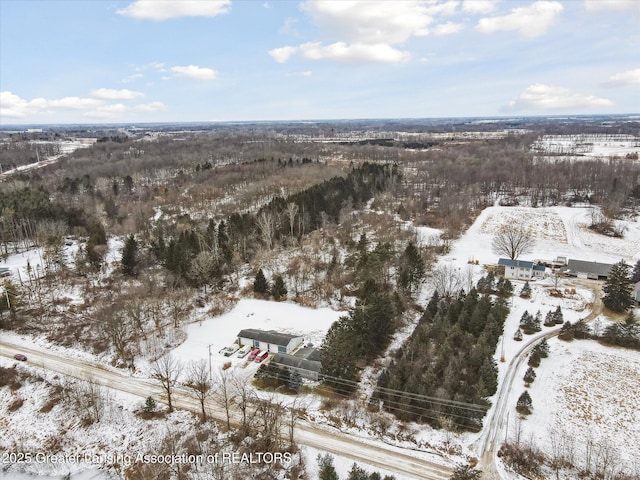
[
  {"left": 532, "top": 134, "right": 640, "bottom": 161},
  {"left": 513, "top": 338, "right": 640, "bottom": 476},
  {"left": 170, "top": 298, "right": 345, "bottom": 378}
]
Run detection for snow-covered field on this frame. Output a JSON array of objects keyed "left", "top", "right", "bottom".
[
  {"left": 518, "top": 338, "right": 640, "bottom": 476},
  {"left": 170, "top": 298, "right": 344, "bottom": 376},
  {"left": 532, "top": 134, "right": 640, "bottom": 161},
  {"left": 443, "top": 203, "right": 640, "bottom": 268}
]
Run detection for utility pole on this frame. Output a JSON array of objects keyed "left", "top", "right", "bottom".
[{"left": 208, "top": 344, "right": 214, "bottom": 381}]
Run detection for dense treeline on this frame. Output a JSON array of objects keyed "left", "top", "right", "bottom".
[
  {"left": 373, "top": 287, "right": 510, "bottom": 431},
  {"left": 147, "top": 163, "right": 397, "bottom": 290}
]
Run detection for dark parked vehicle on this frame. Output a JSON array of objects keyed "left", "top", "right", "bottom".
[{"left": 14, "top": 353, "right": 27, "bottom": 361}]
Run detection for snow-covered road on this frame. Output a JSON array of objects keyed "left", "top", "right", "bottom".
[{"left": 0, "top": 339, "right": 454, "bottom": 480}]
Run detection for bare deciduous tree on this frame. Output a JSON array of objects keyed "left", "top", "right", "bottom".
[
  {"left": 256, "top": 210, "right": 275, "bottom": 251},
  {"left": 213, "top": 367, "right": 232, "bottom": 431},
  {"left": 492, "top": 224, "right": 535, "bottom": 260},
  {"left": 431, "top": 263, "right": 462, "bottom": 297},
  {"left": 151, "top": 354, "right": 182, "bottom": 412},
  {"left": 185, "top": 359, "right": 212, "bottom": 421},
  {"left": 286, "top": 202, "right": 299, "bottom": 238}
]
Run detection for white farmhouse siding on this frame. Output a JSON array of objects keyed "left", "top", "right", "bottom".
[
  {"left": 498, "top": 258, "right": 536, "bottom": 280},
  {"left": 237, "top": 329, "right": 304, "bottom": 354},
  {"left": 532, "top": 265, "right": 546, "bottom": 279}
]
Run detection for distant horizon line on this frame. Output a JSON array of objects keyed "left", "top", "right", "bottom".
[{"left": 1, "top": 112, "right": 639, "bottom": 129}]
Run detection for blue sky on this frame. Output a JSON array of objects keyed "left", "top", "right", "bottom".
[{"left": 1, "top": 0, "right": 639, "bottom": 124}]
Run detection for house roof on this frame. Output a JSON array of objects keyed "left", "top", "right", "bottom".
[
  {"left": 566, "top": 260, "right": 614, "bottom": 277},
  {"left": 533, "top": 265, "right": 545, "bottom": 272},
  {"left": 0, "top": 267, "right": 11, "bottom": 276},
  {"left": 273, "top": 352, "right": 322, "bottom": 373},
  {"left": 498, "top": 258, "right": 534, "bottom": 269},
  {"left": 634, "top": 281, "right": 640, "bottom": 293},
  {"left": 237, "top": 328, "right": 303, "bottom": 346},
  {"left": 294, "top": 347, "right": 322, "bottom": 362}
]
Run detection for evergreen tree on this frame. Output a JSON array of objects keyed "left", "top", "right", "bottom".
[
  {"left": 632, "top": 259, "right": 640, "bottom": 283},
  {"left": 516, "top": 390, "right": 533, "bottom": 414},
  {"left": 528, "top": 351, "right": 541, "bottom": 367},
  {"left": 523, "top": 367, "right": 536, "bottom": 385},
  {"left": 513, "top": 329, "right": 523, "bottom": 341},
  {"left": 520, "top": 310, "right": 536, "bottom": 334},
  {"left": 520, "top": 281, "right": 531, "bottom": 298},
  {"left": 544, "top": 310, "right": 555, "bottom": 327},
  {"left": 497, "top": 278, "right": 513, "bottom": 297},
  {"left": 288, "top": 371, "right": 302, "bottom": 392},
  {"left": 558, "top": 321, "right": 575, "bottom": 341},
  {"left": 317, "top": 454, "right": 339, "bottom": 480},
  {"left": 272, "top": 275, "right": 288, "bottom": 300},
  {"left": 121, "top": 234, "right": 138, "bottom": 276},
  {"left": 143, "top": 396, "right": 156, "bottom": 413},
  {"left": 536, "top": 338, "right": 550, "bottom": 357},
  {"left": 397, "top": 242, "right": 425, "bottom": 295},
  {"left": 603, "top": 260, "right": 634, "bottom": 312},
  {"left": 253, "top": 268, "right": 270, "bottom": 295},
  {"left": 347, "top": 463, "right": 369, "bottom": 480},
  {"left": 451, "top": 464, "right": 482, "bottom": 480},
  {"left": 553, "top": 305, "right": 564, "bottom": 325}
]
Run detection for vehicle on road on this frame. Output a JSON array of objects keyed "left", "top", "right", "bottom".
[{"left": 13, "top": 353, "right": 27, "bottom": 361}]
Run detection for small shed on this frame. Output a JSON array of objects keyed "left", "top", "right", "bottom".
[
  {"left": 564, "top": 260, "right": 614, "bottom": 280},
  {"left": 237, "top": 329, "right": 304, "bottom": 354},
  {"left": 0, "top": 267, "right": 11, "bottom": 278},
  {"left": 273, "top": 347, "right": 322, "bottom": 381}
]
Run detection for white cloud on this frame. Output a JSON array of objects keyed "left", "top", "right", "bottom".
[
  {"left": 117, "top": 0, "right": 231, "bottom": 20},
  {"left": 47, "top": 97, "right": 103, "bottom": 109},
  {"left": 269, "top": 46, "right": 298, "bottom": 63},
  {"left": 476, "top": 1, "right": 563, "bottom": 38},
  {"left": 280, "top": 17, "right": 300, "bottom": 36},
  {"left": 600, "top": 68, "right": 640, "bottom": 88},
  {"left": 170, "top": 65, "right": 218, "bottom": 80},
  {"left": 462, "top": 0, "right": 499, "bottom": 14},
  {"left": 298, "top": 41, "right": 411, "bottom": 64},
  {"left": 122, "top": 73, "right": 144, "bottom": 83},
  {"left": 504, "top": 84, "right": 614, "bottom": 112},
  {"left": 301, "top": 1, "right": 432, "bottom": 44},
  {"left": 91, "top": 88, "right": 144, "bottom": 100},
  {"left": 271, "top": 0, "right": 448, "bottom": 64},
  {"left": 134, "top": 101, "right": 168, "bottom": 112},
  {"left": 1, "top": 91, "right": 48, "bottom": 118},
  {"left": 286, "top": 71, "right": 313, "bottom": 77},
  {"left": 584, "top": 0, "right": 640, "bottom": 13},
  {"left": 432, "top": 22, "right": 464, "bottom": 35}
]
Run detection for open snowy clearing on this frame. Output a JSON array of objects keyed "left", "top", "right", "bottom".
[
  {"left": 443, "top": 204, "right": 640, "bottom": 268},
  {"left": 513, "top": 338, "right": 640, "bottom": 475},
  {"left": 170, "top": 298, "right": 345, "bottom": 377}
]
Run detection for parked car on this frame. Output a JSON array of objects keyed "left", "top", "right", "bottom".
[
  {"left": 254, "top": 351, "right": 269, "bottom": 363},
  {"left": 247, "top": 348, "right": 260, "bottom": 361},
  {"left": 13, "top": 353, "right": 27, "bottom": 361},
  {"left": 236, "top": 345, "right": 251, "bottom": 358},
  {"left": 219, "top": 344, "right": 239, "bottom": 357}
]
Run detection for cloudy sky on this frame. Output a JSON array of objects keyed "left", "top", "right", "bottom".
[{"left": 1, "top": 0, "right": 639, "bottom": 124}]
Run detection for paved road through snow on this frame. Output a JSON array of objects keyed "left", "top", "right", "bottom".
[{"left": 0, "top": 339, "right": 453, "bottom": 480}]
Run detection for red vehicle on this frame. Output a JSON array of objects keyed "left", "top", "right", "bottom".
[
  {"left": 13, "top": 353, "right": 27, "bottom": 361},
  {"left": 247, "top": 348, "right": 260, "bottom": 361},
  {"left": 254, "top": 351, "right": 269, "bottom": 363}
]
